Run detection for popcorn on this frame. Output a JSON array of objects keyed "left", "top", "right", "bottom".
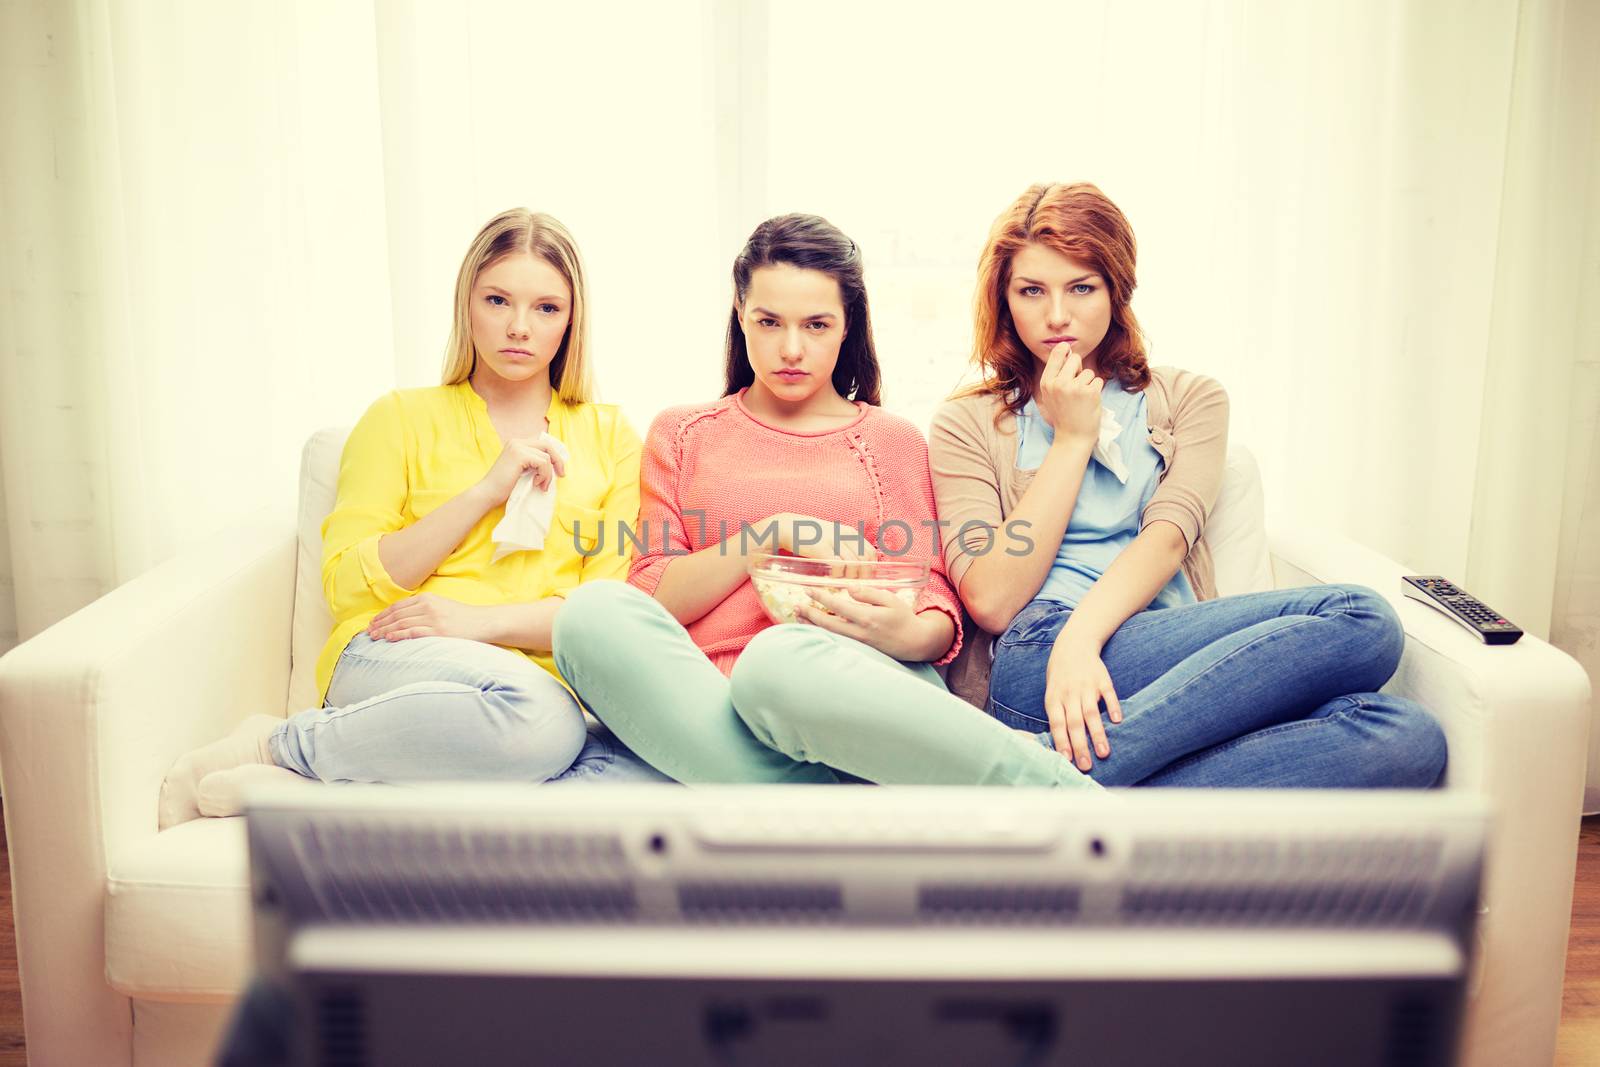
[
  {"left": 752, "top": 575, "right": 920, "bottom": 625},
  {"left": 747, "top": 553, "right": 929, "bottom": 626}
]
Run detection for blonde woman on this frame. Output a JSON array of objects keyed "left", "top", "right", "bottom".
[{"left": 159, "top": 209, "right": 666, "bottom": 828}]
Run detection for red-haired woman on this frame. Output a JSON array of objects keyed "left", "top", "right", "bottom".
[{"left": 930, "top": 182, "right": 1446, "bottom": 788}]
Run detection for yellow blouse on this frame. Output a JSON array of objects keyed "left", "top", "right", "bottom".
[{"left": 317, "top": 381, "right": 641, "bottom": 701}]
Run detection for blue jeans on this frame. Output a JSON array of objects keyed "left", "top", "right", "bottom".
[
  {"left": 268, "top": 632, "right": 671, "bottom": 785},
  {"left": 988, "top": 583, "right": 1448, "bottom": 788}
]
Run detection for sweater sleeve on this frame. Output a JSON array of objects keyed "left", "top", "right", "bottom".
[
  {"left": 581, "top": 409, "right": 643, "bottom": 584},
  {"left": 626, "top": 409, "right": 692, "bottom": 595},
  {"left": 320, "top": 392, "right": 418, "bottom": 616},
  {"left": 875, "top": 418, "right": 964, "bottom": 667},
  {"left": 1141, "top": 373, "right": 1230, "bottom": 549}
]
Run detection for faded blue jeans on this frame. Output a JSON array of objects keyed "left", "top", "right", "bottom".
[
  {"left": 988, "top": 583, "right": 1448, "bottom": 788},
  {"left": 268, "top": 632, "right": 671, "bottom": 785}
]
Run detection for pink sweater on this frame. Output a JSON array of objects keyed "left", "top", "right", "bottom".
[{"left": 628, "top": 391, "right": 964, "bottom": 675}]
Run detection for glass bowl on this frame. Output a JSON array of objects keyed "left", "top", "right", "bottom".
[{"left": 747, "top": 553, "right": 930, "bottom": 625}]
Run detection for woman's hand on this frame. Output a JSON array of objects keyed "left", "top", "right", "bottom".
[
  {"left": 367, "top": 593, "right": 493, "bottom": 643},
  {"left": 1035, "top": 343, "right": 1103, "bottom": 444},
  {"left": 759, "top": 513, "right": 879, "bottom": 574},
  {"left": 474, "top": 437, "right": 567, "bottom": 507},
  {"left": 1043, "top": 630, "right": 1124, "bottom": 772},
  {"left": 798, "top": 587, "right": 938, "bottom": 661}
]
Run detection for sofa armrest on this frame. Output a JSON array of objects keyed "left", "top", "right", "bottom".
[
  {"left": 1268, "top": 521, "right": 1591, "bottom": 1067},
  {"left": 0, "top": 513, "right": 294, "bottom": 1066}
]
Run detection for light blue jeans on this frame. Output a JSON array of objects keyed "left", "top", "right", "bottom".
[
  {"left": 268, "top": 631, "right": 671, "bottom": 785},
  {"left": 988, "top": 584, "right": 1448, "bottom": 788}
]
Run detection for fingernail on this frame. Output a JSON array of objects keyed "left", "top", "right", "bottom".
[{"left": 1098, "top": 745, "right": 1109, "bottom": 757}]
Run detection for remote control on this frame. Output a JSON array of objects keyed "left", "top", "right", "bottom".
[{"left": 1400, "top": 576, "right": 1523, "bottom": 645}]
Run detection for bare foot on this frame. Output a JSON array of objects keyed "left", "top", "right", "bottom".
[
  {"left": 158, "top": 715, "right": 284, "bottom": 830},
  {"left": 197, "top": 764, "right": 318, "bottom": 818}
]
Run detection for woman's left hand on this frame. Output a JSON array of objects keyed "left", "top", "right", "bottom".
[
  {"left": 799, "top": 586, "right": 930, "bottom": 660},
  {"left": 367, "top": 593, "right": 493, "bottom": 643}
]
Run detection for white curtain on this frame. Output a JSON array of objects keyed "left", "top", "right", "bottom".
[
  {"left": 0, "top": 0, "right": 398, "bottom": 642},
  {"left": 760, "top": 0, "right": 1589, "bottom": 603},
  {"left": 754, "top": 0, "right": 1600, "bottom": 796},
  {"left": 2, "top": 0, "right": 1596, "bottom": 787},
  {"left": 368, "top": 0, "right": 733, "bottom": 403},
  {"left": 0, "top": 0, "right": 733, "bottom": 643}
]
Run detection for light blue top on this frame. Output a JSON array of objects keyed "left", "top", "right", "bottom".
[{"left": 1015, "top": 376, "right": 1196, "bottom": 610}]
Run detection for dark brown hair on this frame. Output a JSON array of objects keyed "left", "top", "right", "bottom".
[{"left": 723, "top": 213, "right": 882, "bottom": 405}]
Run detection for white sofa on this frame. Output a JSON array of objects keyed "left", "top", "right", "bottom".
[{"left": 0, "top": 429, "right": 1591, "bottom": 1067}]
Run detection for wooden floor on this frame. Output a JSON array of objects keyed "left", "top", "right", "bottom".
[
  {"left": 0, "top": 808, "right": 1593, "bottom": 1065},
  {"left": 1559, "top": 815, "right": 1600, "bottom": 1064},
  {"left": 0, "top": 803, "right": 23, "bottom": 1067}
]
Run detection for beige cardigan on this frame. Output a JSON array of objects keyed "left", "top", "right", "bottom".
[{"left": 928, "top": 365, "right": 1230, "bottom": 708}]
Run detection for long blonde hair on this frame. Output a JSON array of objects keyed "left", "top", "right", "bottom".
[{"left": 442, "top": 209, "right": 594, "bottom": 403}]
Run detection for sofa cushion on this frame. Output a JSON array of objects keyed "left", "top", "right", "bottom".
[
  {"left": 1206, "top": 445, "right": 1274, "bottom": 597},
  {"left": 287, "top": 428, "right": 348, "bottom": 715},
  {"left": 105, "top": 817, "right": 253, "bottom": 1000}
]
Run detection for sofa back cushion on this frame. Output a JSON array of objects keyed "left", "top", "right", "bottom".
[
  {"left": 286, "top": 429, "right": 1274, "bottom": 714},
  {"left": 1207, "top": 445, "right": 1275, "bottom": 598},
  {"left": 287, "top": 428, "right": 347, "bottom": 715}
]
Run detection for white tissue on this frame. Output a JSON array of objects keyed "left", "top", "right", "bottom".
[
  {"left": 1092, "top": 406, "right": 1130, "bottom": 484},
  {"left": 490, "top": 432, "right": 571, "bottom": 562}
]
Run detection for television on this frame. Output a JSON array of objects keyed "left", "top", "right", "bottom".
[{"left": 244, "top": 784, "right": 1485, "bottom": 1067}]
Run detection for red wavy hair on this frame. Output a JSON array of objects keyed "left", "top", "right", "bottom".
[{"left": 963, "top": 182, "right": 1150, "bottom": 413}]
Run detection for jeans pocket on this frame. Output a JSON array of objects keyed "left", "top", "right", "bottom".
[
  {"left": 986, "top": 697, "right": 1050, "bottom": 734},
  {"left": 998, "top": 600, "right": 1070, "bottom": 649}
]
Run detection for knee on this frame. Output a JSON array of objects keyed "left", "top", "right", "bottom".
[
  {"left": 1367, "top": 699, "right": 1448, "bottom": 788},
  {"left": 491, "top": 674, "right": 588, "bottom": 781},
  {"left": 553, "top": 580, "right": 646, "bottom": 668},
  {"left": 519, "top": 717, "right": 589, "bottom": 782},
  {"left": 729, "top": 625, "right": 821, "bottom": 743},
  {"left": 1397, "top": 705, "right": 1448, "bottom": 787},
  {"left": 729, "top": 625, "right": 809, "bottom": 710},
  {"left": 556, "top": 579, "right": 643, "bottom": 635},
  {"left": 1329, "top": 583, "right": 1405, "bottom": 682}
]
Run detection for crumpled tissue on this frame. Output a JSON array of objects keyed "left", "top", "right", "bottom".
[
  {"left": 1092, "top": 405, "right": 1130, "bottom": 484},
  {"left": 490, "top": 432, "right": 571, "bottom": 562}
]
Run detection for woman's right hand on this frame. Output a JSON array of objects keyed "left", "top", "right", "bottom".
[
  {"left": 1036, "top": 343, "right": 1103, "bottom": 444},
  {"left": 474, "top": 437, "right": 567, "bottom": 507},
  {"left": 759, "top": 513, "right": 878, "bottom": 577}
]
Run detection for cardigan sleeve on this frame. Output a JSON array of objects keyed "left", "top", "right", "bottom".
[
  {"left": 928, "top": 397, "right": 1007, "bottom": 593},
  {"left": 1141, "top": 372, "right": 1229, "bottom": 549}
]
